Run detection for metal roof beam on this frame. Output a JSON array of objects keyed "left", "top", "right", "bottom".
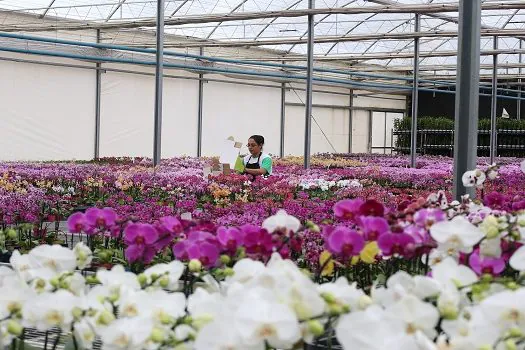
[
  {"left": 39, "top": 0, "right": 57, "bottom": 19},
  {"left": 105, "top": 0, "right": 127, "bottom": 22},
  {"left": 3, "top": 2, "right": 525, "bottom": 32},
  {"left": 146, "top": 28, "right": 525, "bottom": 48}
]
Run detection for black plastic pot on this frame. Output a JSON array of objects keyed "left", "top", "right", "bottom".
[
  {"left": 0, "top": 251, "right": 12, "bottom": 263},
  {"left": 304, "top": 335, "right": 342, "bottom": 350}
]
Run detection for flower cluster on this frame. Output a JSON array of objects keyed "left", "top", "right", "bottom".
[{"left": 3, "top": 220, "right": 525, "bottom": 350}]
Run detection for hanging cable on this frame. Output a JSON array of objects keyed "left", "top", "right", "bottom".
[{"left": 288, "top": 83, "right": 338, "bottom": 153}]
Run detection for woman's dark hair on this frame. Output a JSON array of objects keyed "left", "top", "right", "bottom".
[{"left": 249, "top": 135, "right": 265, "bottom": 146}]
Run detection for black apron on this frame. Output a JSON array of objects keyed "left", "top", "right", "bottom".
[{"left": 245, "top": 153, "right": 262, "bottom": 181}]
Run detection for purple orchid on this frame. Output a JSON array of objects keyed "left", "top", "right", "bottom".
[
  {"left": 333, "top": 199, "right": 364, "bottom": 221},
  {"left": 469, "top": 249, "right": 506, "bottom": 276},
  {"left": 414, "top": 208, "right": 446, "bottom": 229},
  {"left": 241, "top": 224, "right": 274, "bottom": 257},
  {"left": 326, "top": 226, "right": 365, "bottom": 259},
  {"left": 378, "top": 231, "right": 416, "bottom": 257},
  {"left": 85, "top": 207, "right": 117, "bottom": 231},
  {"left": 67, "top": 212, "right": 86, "bottom": 233},
  {"left": 187, "top": 241, "right": 220, "bottom": 267},
  {"left": 359, "top": 199, "right": 385, "bottom": 217},
  {"left": 123, "top": 223, "right": 159, "bottom": 264},
  {"left": 159, "top": 216, "right": 183, "bottom": 234},
  {"left": 359, "top": 216, "right": 389, "bottom": 241},
  {"left": 217, "top": 226, "right": 245, "bottom": 254}
]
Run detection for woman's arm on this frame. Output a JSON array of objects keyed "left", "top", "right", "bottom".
[{"left": 244, "top": 168, "right": 267, "bottom": 176}]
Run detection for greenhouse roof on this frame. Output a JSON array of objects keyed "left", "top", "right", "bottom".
[{"left": 1, "top": 0, "right": 525, "bottom": 76}]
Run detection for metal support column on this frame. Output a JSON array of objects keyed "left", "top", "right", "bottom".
[
  {"left": 367, "top": 110, "right": 373, "bottom": 153},
  {"left": 453, "top": 0, "right": 482, "bottom": 200},
  {"left": 94, "top": 29, "right": 101, "bottom": 160},
  {"left": 490, "top": 36, "right": 498, "bottom": 164},
  {"left": 280, "top": 61, "right": 286, "bottom": 158},
  {"left": 348, "top": 90, "right": 353, "bottom": 153},
  {"left": 153, "top": 0, "right": 165, "bottom": 167},
  {"left": 519, "top": 40, "right": 522, "bottom": 121},
  {"left": 410, "top": 14, "right": 420, "bottom": 168},
  {"left": 197, "top": 47, "right": 204, "bottom": 157},
  {"left": 304, "top": 0, "right": 314, "bottom": 169}
]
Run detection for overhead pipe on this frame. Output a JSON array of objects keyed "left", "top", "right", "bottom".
[
  {"left": 1, "top": 45, "right": 525, "bottom": 101},
  {"left": 0, "top": 31, "right": 519, "bottom": 95}
]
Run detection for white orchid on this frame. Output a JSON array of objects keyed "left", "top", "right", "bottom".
[
  {"left": 431, "top": 257, "right": 478, "bottom": 289},
  {"left": 521, "top": 159, "right": 525, "bottom": 174},
  {"left": 73, "top": 242, "right": 93, "bottom": 270},
  {"left": 96, "top": 265, "right": 140, "bottom": 293},
  {"left": 9, "top": 251, "right": 41, "bottom": 281},
  {"left": 385, "top": 294, "right": 440, "bottom": 339},
  {"left": 98, "top": 317, "right": 154, "bottom": 350},
  {"left": 225, "top": 259, "right": 265, "bottom": 285},
  {"left": 461, "top": 169, "right": 486, "bottom": 188},
  {"left": 430, "top": 216, "right": 485, "bottom": 253},
  {"left": 29, "top": 244, "right": 77, "bottom": 273},
  {"left": 22, "top": 290, "right": 79, "bottom": 331},
  {"left": 373, "top": 272, "right": 441, "bottom": 308},
  {"left": 479, "top": 237, "right": 502, "bottom": 258},
  {"left": 73, "top": 319, "right": 96, "bottom": 350},
  {"left": 194, "top": 317, "right": 263, "bottom": 350},
  {"left": 187, "top": 288, "right": 224, "bottom": 325},
  {"left": 234, "top": 289, "right": 301, "bottom": 349},
  {"left": 262, "top": 210, "right": 301, "bottom": 234},
  {"left": 336, "top": 305, "right": 425, "bottom": 350},
  {"left": 510, "top": 245, "right": 525, "bottom": 271},
  {"left": 0, "top": 277, "right": 33, "bottom": 319},
  {"left": 318, "top": 277, "right": 368, "bottom": 312},
  {"left": 142, "top": 260, "right": 184, "bottom": 290}
]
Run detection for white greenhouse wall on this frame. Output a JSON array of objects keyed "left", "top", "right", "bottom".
[
  {"left": 201, "top": 81, "right": 282, "bottom": 157},
  {"left": 99, "top": 64, "right": 199, "bottom": 158},
  {"left": 0, "top": 52, "right": 95, "bottom": 161},
  {"left": 0, "top": 49, "right": 407, "bottom": 160}
]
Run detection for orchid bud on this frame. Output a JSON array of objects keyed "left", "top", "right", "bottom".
[
  {"left": 220, "top": 255, "right": 231, "bottom": 265},
  {"left": 6, "top": 320, "right": 23, "bottom": 336},
  {"left": 158, "top": 275, "right": 170, "bottom": 288},
  {"left": 97, "top": 310, "right": 115, "bottom": 326},
  {"left": 505, "top": 339, "right": 517, "bottom": 350},
  {"left": 508, "top": 327, "right": 523, "bottom": 338},
  {"left": 107, "top": 292, "right": 119, "bottom": 303},
  {"left": 7, "top": 302, "right": 21, "bottom": 314},
  {"left": 160, "top": 313, "right": 175, "bottom": 325},
  {"left": 358, "top": 295, "right": 372, "bottom": 310},
  {"left": 440, "top": 305, "right": 458, "bottom": 320},
  {"left": 223, "top": 267, "right": 234, "bottom": 277},
  {"left": 478, "top": 345, "right": 493, "bottom": 350},
  {"left": 85, "top": 275, "right": 99, "bottom": 284},
  {"left": 481, "top": 274, "right": 493, "bottom": 283},
  {"left": 49, "top": 277, "right": 60, "bottom": 288},
  {"left": 307, "top": 320, "right": 324, "bottom": 337},
  {"left": 320, "top": 292, "right": 336, "bottom": 304},
  {"left": 137, "top": 273, "right": 148, "bottom": 287},
  {"left": 72, "top": 307, "right": 83, "bottom": 321},
  {"left": 188, "top": 259, "right": 202, "bottom": 273},
  {"left": 150, "top": 328, "right": 165, "bottom": 343},
  {"left": 328, "top": 303, "right": 343, "bottom": 316},
  {"left": 6, "top": 228, "right": 17, "bottom": 240}
]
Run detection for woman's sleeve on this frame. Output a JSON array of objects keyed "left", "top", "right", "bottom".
[{"left": 261, "top": 157, "right": 272, "bottom": 175}]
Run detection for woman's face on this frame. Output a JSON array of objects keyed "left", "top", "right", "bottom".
[{"left": 247, "top": 138, "right": 262, "bottom": 156}]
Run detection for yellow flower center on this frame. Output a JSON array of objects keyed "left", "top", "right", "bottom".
[
  {"left": 258, "top": 324, "right": 276, "bottom": 338},
  {"left": 45, "top": 311, "right": 64, "bottom": 326}
]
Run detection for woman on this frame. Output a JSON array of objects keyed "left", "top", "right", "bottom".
[{"left": 243, "top": 135, "right": 272, "bottom": 178}]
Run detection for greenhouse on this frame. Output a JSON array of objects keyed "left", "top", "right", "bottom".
[{"left": 0, "top": 1, "right": 525, "bottom": 349}]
